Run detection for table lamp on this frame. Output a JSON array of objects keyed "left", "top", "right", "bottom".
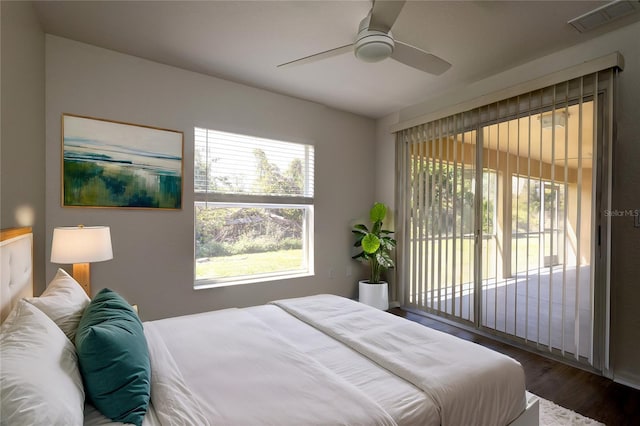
[{"left": 50, "top": 225, "right": 113, "bottom": 296}]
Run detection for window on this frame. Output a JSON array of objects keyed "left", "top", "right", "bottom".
[{"left": 194, "top": 128, "right": 314, "bottom": 287}]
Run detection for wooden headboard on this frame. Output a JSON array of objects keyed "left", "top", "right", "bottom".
[{"left": 1, "top": 227, "right": 34, "bottom": 323}]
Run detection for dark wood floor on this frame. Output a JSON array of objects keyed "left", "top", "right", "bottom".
[{"left": 390, "top": 308, "right": 640, "bottom": 426}]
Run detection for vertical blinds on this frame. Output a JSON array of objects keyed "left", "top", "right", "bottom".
[
  {"left": 396, "top": 69, "right": 615, "bottom": 369},
  {"left": 194, "top": 128, "right": 315, "bottom": 201},
  {"left": 396, "top": 116, "right": 478, "bottom": 322}
]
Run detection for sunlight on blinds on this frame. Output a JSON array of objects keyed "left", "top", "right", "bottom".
[
  {"left": 396, "top": 69, "right": 615, "bottom": 370},
  {"left": 399, "top": 118, "right": 478, "bottom": 322},
  {"left": 194, "top": 128, "right": 314, "bottom": 199}
]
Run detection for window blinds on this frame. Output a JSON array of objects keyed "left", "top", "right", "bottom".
[
  {"left": 396, "top": 68, "right": 616, "bottom": 370},
  {"left": 194, "top": 128, "right": 314, "bottom": 203}
]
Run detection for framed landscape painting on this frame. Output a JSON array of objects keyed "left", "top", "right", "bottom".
[{"left": 62, "top": 114, "right": 183, "bottom": 209}]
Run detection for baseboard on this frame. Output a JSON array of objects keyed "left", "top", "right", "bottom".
[
  {"left": 613, "top": 372, "right": 640, "bottom": 390},
  {"left": 389, "top": 300, "right": 401, "bottom": 309}
]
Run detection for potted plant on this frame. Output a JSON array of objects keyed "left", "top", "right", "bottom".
[{"left": 352, "top": 202, "right": 396, "bottom": 310}]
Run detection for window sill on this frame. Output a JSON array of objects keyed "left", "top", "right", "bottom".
[{"left": 194, "top": 271, "right": 314, "bottom": 290}]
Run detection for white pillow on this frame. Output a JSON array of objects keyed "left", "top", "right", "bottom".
[
  {"left": 0, "top": 299, "right": 85, "bottom": 425},
  {"left": 28, "top": 268, "right": 90, "bottom": 341}
]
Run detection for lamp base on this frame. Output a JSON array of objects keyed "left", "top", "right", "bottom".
[{"left": 72, "top": 263, "right": 91, "bottom": 296}]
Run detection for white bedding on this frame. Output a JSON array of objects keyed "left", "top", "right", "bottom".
[
  {"left": 144, "top": 307, "right": 396, "bottom": 426},
  {"left": 84, "top": 403, "right": 160, "bottom": 426},
  {"left": 244, "top": 304, "right": 438, "bottom": 425},
  {"left": 272, "top": 295, "right": 527, "bottom": 426},
  {"left": 136, "top": 294, "right": 526, "bottom": 426}
]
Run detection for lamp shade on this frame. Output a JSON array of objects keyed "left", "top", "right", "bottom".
[{"left": 51, "top": 226, "right": 113, "bottom": 264}]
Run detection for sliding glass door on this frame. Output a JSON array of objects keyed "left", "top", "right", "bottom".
[
  {"left": 397, "top": 70, "right": 614, "bottom": 370},
  {"left": 399, "top": 121, "right": 477, "bottom": 323},
  {"left": 479, "top": 96, "right": 595, "bottom": 364}
]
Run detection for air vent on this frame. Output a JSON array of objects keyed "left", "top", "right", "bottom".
[{"left": 568, "top": 0, "right": 640, "bottom": 33}]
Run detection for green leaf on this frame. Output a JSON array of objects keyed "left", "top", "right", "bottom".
[
  {"left": 352, "top": 224, "right": 369, "bottom": 232},
  {"left": 351, "top": 228, "right": 368, "bottom": 236},
  {"left": 381, "top": 236, "right": 396, "bottom": 245},
  {"left": 351, "top": 252, "right": 366, "bottom": 261},
  {"left": 379, "top": 239, "right": 394, "bottom": 251},
  {"left": 376, "top": 252, "right": 394, "bottom": 268},
  {"left": 361, "top": 234, "right": 380, "bottom": 254},
  {"left": 369, "top": 202, "right": 387, "bottom": 223}
]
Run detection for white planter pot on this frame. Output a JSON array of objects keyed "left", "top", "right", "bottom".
[{"left": 358, "top": 280, "right": 389, "bottom": 310}]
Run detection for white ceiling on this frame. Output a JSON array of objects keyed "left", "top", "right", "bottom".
[{"left": 33, "top": 1, "right": 640, "bottom": 119}]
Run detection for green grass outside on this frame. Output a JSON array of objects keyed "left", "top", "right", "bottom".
[
  {"left": 196, "top": 249, "right": 303, "bottom": 280},
  {"left": 197, "top": 235, "right": 555, "bottom": 284}
]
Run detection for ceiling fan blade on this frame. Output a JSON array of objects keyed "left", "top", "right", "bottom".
[
  {"left": 277, "top": 44, "right": 353, "bottom": 68},
  {"left": 391, "top": 40, "right": 452, "bottom": 75},
  {"left": 368, "top": 0, "right": 406, "bottom": 32}
]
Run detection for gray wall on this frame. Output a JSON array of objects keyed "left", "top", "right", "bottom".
[
  {"left": 45, "top": 35, "right": 375, "bottom": 320},
  {"left": 0, "top": 1, "right": 45, "bottom": 293},
  {"left": 376, "top": 21, "right": 640, "bottom": 388},
  {"left": 374, "top": 112, "right": 399, "bottom": 302}
]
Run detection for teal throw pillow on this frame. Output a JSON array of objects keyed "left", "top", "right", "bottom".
[{"left": 75, "top": 288, "right": 150, "bottom": 426}]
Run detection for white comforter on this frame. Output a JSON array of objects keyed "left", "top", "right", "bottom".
[
  {"left": 272, "top": 295, "right": 526, "bottom": 426},
  {"left": 132, "top": 294, "right": 525, "bottom": 426},
  {"left": 144, "top": 307, "right": 396, "bottom": 426}
]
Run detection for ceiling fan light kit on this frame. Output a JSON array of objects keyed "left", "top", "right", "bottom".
[{"left": 354, "top": 30, "right": 394, "bottom": 62}]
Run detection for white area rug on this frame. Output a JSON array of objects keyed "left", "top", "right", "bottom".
[{"left": 534, "top": 392, "right": 605, "bottom": 426}]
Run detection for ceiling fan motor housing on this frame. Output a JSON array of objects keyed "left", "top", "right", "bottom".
[
  {"left": 354, "top": 30, "right": 394, "bottom": 62},
  {"left": 354, "top": 13, "right": 394, "bottom": 63}
]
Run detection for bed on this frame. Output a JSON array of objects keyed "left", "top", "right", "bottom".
[{"left": 0, "top": 227, "right": 539, "bottom": 425}]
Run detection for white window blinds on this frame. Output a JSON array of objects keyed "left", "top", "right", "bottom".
[{"left": 194, "top": 128, "right": 314, "bottom": 202}]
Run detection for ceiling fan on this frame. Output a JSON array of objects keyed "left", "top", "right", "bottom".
[{"left": 277, "top": 0, "right": 451, "bottom": 75}]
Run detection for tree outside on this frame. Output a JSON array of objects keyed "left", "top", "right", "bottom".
[{"left": 195, "top": 148, "right": 307, "bottom": 280}]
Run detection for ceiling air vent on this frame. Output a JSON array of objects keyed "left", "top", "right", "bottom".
[{"left": 568, "top": 0, "right": 640, "bottom": 33}]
